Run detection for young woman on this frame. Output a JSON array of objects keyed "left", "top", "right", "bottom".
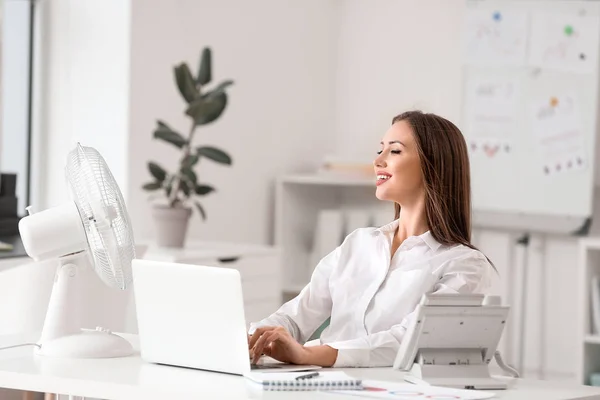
[{"left": 248, "top": 110, "right": 493, "bottom": 368}]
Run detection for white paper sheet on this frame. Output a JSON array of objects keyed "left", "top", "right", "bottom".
[
  {"left": 328, "top": 379, "right": 495, "bottom": 400},
  {"left": 464, "top": 8, "right": 529, "bottom": 66},
  {"left": 530, "top": 94, "right": 586, "bottom": 176},
  {"left": 464, "top": 76, "right": 519, "bottom": 158},
  {"left": 528, "top": 12, "right": 599, "bottom": 74}
]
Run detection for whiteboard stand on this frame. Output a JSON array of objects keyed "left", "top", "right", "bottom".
[
  {"left": 539, "top": 235, "right": 548, "bottom": 380},
  {"left": 515, "top": 233, "right": 530, "bottom": 378}
]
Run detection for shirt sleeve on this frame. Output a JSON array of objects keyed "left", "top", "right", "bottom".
[
  {"left": 248, "top": 245, "right": 339, "bottom": 344},
  {"left": 326, "top": 250, "right": 493, "bottom": 368}
]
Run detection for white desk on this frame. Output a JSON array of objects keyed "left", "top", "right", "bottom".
[{"left": 1, "top": 333, "right": 600, "bottom": 400}]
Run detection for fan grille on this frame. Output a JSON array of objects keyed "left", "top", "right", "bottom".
[{"left": 65, "top": 144, "right": 136, "bottom": 290}]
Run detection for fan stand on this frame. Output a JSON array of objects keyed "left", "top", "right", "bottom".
[{"left": 37, "top": 253, "right": 133, "bottom": 358}]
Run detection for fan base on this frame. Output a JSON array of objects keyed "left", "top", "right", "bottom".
[{"left": 37, "top": 329, "right": 134, "bottom": 358}]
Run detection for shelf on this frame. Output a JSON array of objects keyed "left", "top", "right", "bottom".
[
  {"left": 280, "top": 173, "right": 374, "bottom": 187},
  {"left": 138, "top": 239, "right": 281, "bottom": 261},
  {"left": 581, "top": 238, "right": 600, "bottom": 251},
  {"left": 585, "top": 335, "right": 600, "bottom": 344}
]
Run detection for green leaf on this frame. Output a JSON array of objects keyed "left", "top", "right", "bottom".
[
  {"left": 165, "top": 177, "right": 174, "bottom": 197},
  {"left": 204, "top": 80, "right": 234, "bottom": 97},
  {"left": 148, "top": 162, "right": 167, "bottom": 182},
  {"left": 180, "top": 167, "right": 197, "bottom": 186},
  {"left": 190, "top": 80, "right": 233, "bottom": 125},
  {"left": 180, "top": 179, "right": 191, "bottom": 197},
  {"left": 195, "top": 201, "right": 207, "bottom": 221},
  {"left": 197, "top": 146, "right": 232, "bottom": 165},
  {"left": 195, "top": 184, "right": 215, "bottom": 195},
  {"left": 185, "top": 95, "right": 225, "bottom": 125},
  {"left": 197, "top": 48, "right": 212, "bottom": 85},
  {"left": 154, "top": 120, "right": 187, "bottom": 148},
  {"left": 182, "top": 154, "right": 199, "bottom": 168},
  {"left": 174, "top": 63, "right": 199, "bottom": 103},
  {"left": 201, "top": 92, "right": 227, "bottom": 125},
  {"left": 142, "top": 182, "right": 162, "bottom": 191}
]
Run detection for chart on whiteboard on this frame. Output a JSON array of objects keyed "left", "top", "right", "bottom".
[
  {"left": 464, "top": 9, "right": 529, "bottom": 66},
  {"left": 464, "top": 75, "right": 520, "bottom": 159},
  {"left": 530, "top": 94, "right": 586, "bottom": 176},
  {"left": 528, "top": 12, "right": 599, "bottom": 74}
]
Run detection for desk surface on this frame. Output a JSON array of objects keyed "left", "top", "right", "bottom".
[{"left": 0, "top": 333, "right": 599, "bottom": 400}]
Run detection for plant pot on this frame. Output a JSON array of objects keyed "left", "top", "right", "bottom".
[{"left": 151, "top": 205, "right": 192, "bottom": 248}]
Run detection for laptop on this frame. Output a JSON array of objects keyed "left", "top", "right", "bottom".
[{"left": 132, "top": 259, "right": 322, "bottom": 375}]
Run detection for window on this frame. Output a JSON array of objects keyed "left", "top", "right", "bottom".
[{"left": 0, "top": 0, "right": 34, "bottom": 218}]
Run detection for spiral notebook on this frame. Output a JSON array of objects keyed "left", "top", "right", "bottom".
[{"left": 243, "top": 371, "right": 363, "bottom": 391}]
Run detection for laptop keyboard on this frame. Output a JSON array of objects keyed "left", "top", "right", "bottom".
[{"left": 251, "top": 363, "right": 287, "bottom": 370}]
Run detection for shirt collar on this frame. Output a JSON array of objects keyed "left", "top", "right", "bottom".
[{"left": 374, "top": 219, "right": 442, "bottom": 252}]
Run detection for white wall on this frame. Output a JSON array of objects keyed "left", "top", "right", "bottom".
[
  {"left": 34, "top": 0, "right": 463, "bottom": 245},
  {"left": 333, "top": 0, "right": 465, "bottom": 162},
  {"left": 32, "top": 0, "right": 131, "bottom": 210},
  {"left": 128, "top": 0, "right": 338, "bottom": 244}
]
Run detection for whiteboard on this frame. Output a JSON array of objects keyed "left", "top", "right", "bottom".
[{"left": 461, "top": 0, "right": 600, "bottom": 234}]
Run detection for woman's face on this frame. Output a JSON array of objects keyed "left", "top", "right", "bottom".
[{"left": 374, "top": 120, "right": 424, "bottom": 204}]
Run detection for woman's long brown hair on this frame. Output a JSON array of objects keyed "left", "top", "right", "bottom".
[{"left": 392, "top": 111, "right": 493, "bottom": 266}]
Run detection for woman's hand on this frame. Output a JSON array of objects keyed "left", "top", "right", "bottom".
[{"left": 248, "top": 326, "right": 308, "bottom": 365}]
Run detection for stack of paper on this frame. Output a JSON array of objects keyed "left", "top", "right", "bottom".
[{"left": 329, "top": 379, "right": 496, "bottom": 399}]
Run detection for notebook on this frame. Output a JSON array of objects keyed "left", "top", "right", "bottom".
[{"left": 243, "top": 371, "right": 363, "bottom": 391}]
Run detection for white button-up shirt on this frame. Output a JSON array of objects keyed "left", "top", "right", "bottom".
[{"left": 249, "top": 219, "right": 493, "bottom": 368}]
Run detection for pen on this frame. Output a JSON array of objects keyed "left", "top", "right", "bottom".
[{"left": 295, "top": 371, "right": 320, "bottom": 380}]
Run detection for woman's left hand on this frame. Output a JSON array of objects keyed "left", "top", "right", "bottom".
[{"left": 249, "top": 326, "right": 307, "bottom": 365}]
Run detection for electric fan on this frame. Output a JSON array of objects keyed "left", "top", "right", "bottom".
[{"left": 18, "top": 143, "right": 136, "bottom": 358}]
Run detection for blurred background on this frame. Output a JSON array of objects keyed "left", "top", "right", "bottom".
[{"left": 2, "top": 0, "right": 600, "bottom": 395}]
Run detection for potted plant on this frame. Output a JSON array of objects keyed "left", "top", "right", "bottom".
[{"left": 142, "top": 47, "right": 234, "bottom": 248}]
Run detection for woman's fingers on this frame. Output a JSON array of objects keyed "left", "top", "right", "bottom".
[
  {"left": 260, "top": 332, "right": 280, "bottom": 358},
  {"left": 252, "top": 328, "right": 289, "bottom": 363},
  {"left": 248, "top": 328, "right": 262, "bottom": 349},
  {"left": 250, "top": 331, "right": 268, "bottom": 363},
  {"left": 252, "top": 330, "right": 278, "bottom": 364},
  {"left": 248, "top": 326, "right": 276, "bottom": 349},
  {"left": 249, "top": 326, "right": 296, "bottom": 364}
]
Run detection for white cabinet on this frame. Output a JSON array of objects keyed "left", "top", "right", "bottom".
[{"left": 139, "top": 240, "right": 282, "bottom": 329}]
